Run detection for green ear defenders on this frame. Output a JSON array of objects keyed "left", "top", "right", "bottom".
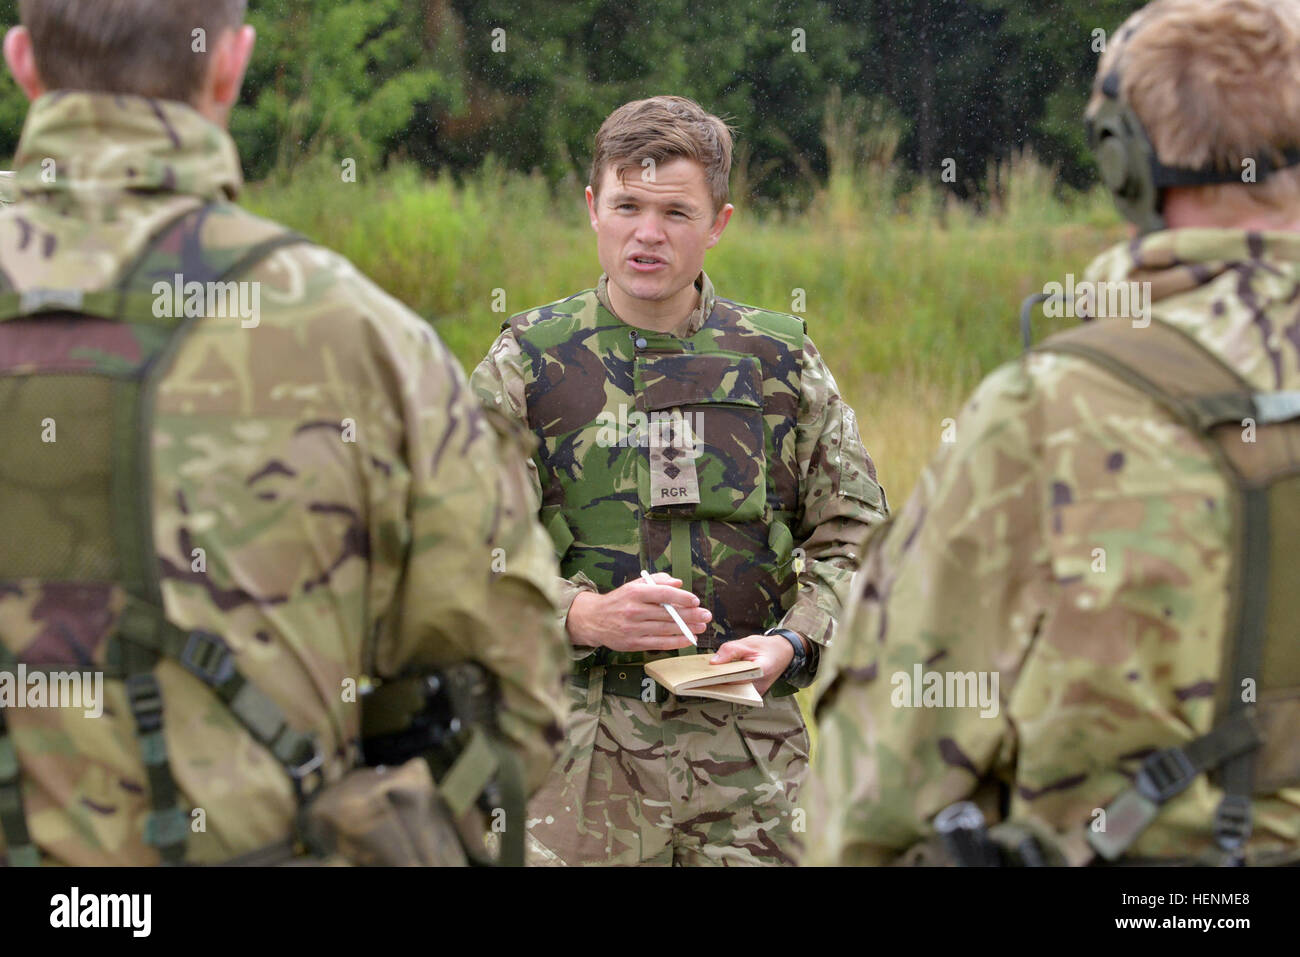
[{"left": 1086, "top": 68, "right": 1300, "bottom": 235}]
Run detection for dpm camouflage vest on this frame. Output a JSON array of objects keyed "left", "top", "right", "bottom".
[{"left": 510, "top": 289, "right": 805, "bottom": 666}]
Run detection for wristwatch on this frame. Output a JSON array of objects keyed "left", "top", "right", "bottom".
[{"left": 763, "top": 627, "right": 810, "bottom": 687}]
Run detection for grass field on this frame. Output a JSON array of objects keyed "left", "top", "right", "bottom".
[{"left": 248, "top": 156, "right": 1124, "bottom": 503}]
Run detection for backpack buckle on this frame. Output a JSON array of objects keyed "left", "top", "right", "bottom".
[
  {"left": 124, "top": 673, "right": 164, "bottom": 732},
  {"left": 180, "top": 630, "right": 236, "bottom": 686},
  {"left": 1134, "top": 747, "right": 1197, "bottom": 803},
  {"left": 288, "top": 742, "right": 326, "bottom": 801},
  {"left": 1213, "top": 793, "right": 1253, "bottom": 856}
]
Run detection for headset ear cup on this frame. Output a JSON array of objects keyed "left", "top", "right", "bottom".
[
  {"left": 1088, "top": 100, "right": 1165, "bottom": 234},
  {"left": 1096, "top": 128, "right": 1133, "bottom": 195}
]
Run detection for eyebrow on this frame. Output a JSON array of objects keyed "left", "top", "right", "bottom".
[{"left": 606, "top": 190, "right": 700, "bottom": 213}]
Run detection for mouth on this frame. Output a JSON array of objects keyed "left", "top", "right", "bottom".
[{"left": 627, "top": 253, "right": 667, "bottom": 272}]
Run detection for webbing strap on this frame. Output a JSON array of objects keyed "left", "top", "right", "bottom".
[
  {"left": 115, "top": 598, "right": 322, "bottom": 785},
  {"left": 670, "top": 519, "right": 692, "bottom": 589},
  {"left": 0, "top": 202, "right": 308, "bottom": 865},
  {"left": 216, "top": 233, "right": 308, "bottom": 293},
  {"left": 1212, "top": 487, "right": 1271, "bottom": 862},
  {"left": 115, "top": 213, "right": 310, "bottom": 862},
  {"left": 571, "top": 662, "right": 667, "bottom": 702},
  {"left": 120, "top": 639, "right": 188, "bottom": 864},
  {"left": 439, "top": 727, "right": 498, "bottom": 819},
  {"left": 669, "top": 520, "right": 694, "bottom": 659},
  {"left": 1036, "top": 319, "right": 1253, "bottom": 436},
  {"left": 435, "top": 727, "right": 526, "bottom": 868},
  {"left": 431, "top": 728, "right": 522, "bottom": 868},
  {"left": 488, "top": 740, "right": 526, "bottom": 868},
  {"left": 1087, "top": 707, "right": 1261, "bottom": 861}
]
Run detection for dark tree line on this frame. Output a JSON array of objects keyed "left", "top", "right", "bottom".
[{"left": 0, "top": 0, "right": 1145, "bottom": 199}]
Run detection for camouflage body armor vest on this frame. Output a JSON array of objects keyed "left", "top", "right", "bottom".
[
  {"left": 1036, "top": 318, "right": 1300, "bottom": 865},
  {"left": 511, "top": 289, "right": 806, "bottom": 673}
]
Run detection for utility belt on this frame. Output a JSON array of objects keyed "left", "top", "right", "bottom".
[{"left": 571, "top": 648, "right": 706, "bottom": 704}]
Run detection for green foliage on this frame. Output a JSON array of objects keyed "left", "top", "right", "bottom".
[
  {"left": 0, "top": 0, "right": 23, "bottom": 160},
  {"left": 975, "top": 0, "right": 1148, "bottom": 186},
  {"left": 0, "top": 0, "right": 1154, "bottom": 203},
  {"left": 438, "top": 0, "right": 854, "bottom": 206},
  {"left": 235, "top": 0, "right": 465, "bottom": 180}
]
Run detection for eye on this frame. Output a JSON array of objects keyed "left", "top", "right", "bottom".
[
  {"left": 616, "top": 203, "right": 636, "bottom": 211},
  {"left": 667, "top": 210, "right": 687, "bottom": 218}
]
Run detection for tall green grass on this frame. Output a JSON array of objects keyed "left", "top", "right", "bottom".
[{"left": 245, "top": 152, "right": 1125, "bottom": 504}]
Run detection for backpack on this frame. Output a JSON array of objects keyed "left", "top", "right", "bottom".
[
  {"left": 0, "top": 202, "right": 521, "bottom": 866},
  {"left": 1033, "top": 315, "right": 1300, "bottom": 865}
]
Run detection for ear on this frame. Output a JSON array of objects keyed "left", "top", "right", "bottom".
[
  {"left": 704, "top": 203, "right": 734, "bottom": 250},
  {"left": 4, "top": 26, "right": 45, "bottom": 102},
  {"left": 585, "top": 185, "right": 599, "bottom": 232},
  {"left": 207, "top": 24, "right": 256, "bottom": 117}
]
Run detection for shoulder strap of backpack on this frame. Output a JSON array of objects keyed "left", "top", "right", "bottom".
[{"left": 1036, "top": 319, "right": 1300, "bottom": 863}]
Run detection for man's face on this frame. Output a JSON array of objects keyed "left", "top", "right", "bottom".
[{"left": 586, "top": 156, "right": 732, "bottom": 305}]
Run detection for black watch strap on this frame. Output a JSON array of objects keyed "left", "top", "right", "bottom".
[{"left": 764, "top": 627, "right": 807, "bottom": 685}]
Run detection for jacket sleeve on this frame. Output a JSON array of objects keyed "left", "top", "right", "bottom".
[
  {"left": 468, "top": 327, "right": 600, "bottom": 660},
  {"left": 366, "top": 307, "right": 570, "bottom": 793},
  {"left": 778, "top": 335, "right": 889, "bottom": 675},
  {"left": 802, "top": 360, "right": 1049, "bottom": 865}
]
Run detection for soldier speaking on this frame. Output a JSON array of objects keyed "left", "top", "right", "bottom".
[{"left": 472, "top": 95, "right": 888, "bottom": 865}]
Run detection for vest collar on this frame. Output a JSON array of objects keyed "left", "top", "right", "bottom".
[{"left": 594, "top": 271, "right": 717, "bottom": 338}]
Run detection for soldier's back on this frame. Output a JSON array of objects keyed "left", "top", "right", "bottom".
[
  {"left": 808, "top": 228, "right": 1300, "bottom": 866},
  {"left": 0, "top": 92, "right": 566, "bottom": 865}
]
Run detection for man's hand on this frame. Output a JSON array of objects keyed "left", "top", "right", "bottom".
[
  {"left": 567, "top": 572, "right": 711, "bottom": 652},
  {"left": 710, "top": 634, "right": 796, "bottom": 695}
]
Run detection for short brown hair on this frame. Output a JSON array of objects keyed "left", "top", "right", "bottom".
[
  {"left": 589, "top": 96, "right": 735, "bottom": 212},
  {"left": 1088, "top": 0, "right": 1300, "bottom": 208},
  {"left": 20, "top": 0, "right": 247, "bottom": 104}
]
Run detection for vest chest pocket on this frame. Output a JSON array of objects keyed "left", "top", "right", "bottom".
[{"left": 636, "top": 352, "right": 767, "bottom": 523}]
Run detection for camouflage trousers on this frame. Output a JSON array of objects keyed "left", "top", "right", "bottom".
[{"left": 524, "top": 665, "right": 809, "bottom": 866}]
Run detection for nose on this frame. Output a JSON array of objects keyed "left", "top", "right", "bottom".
[{"left": 632, "top": 211, "right": 667, "bottom": 246}]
